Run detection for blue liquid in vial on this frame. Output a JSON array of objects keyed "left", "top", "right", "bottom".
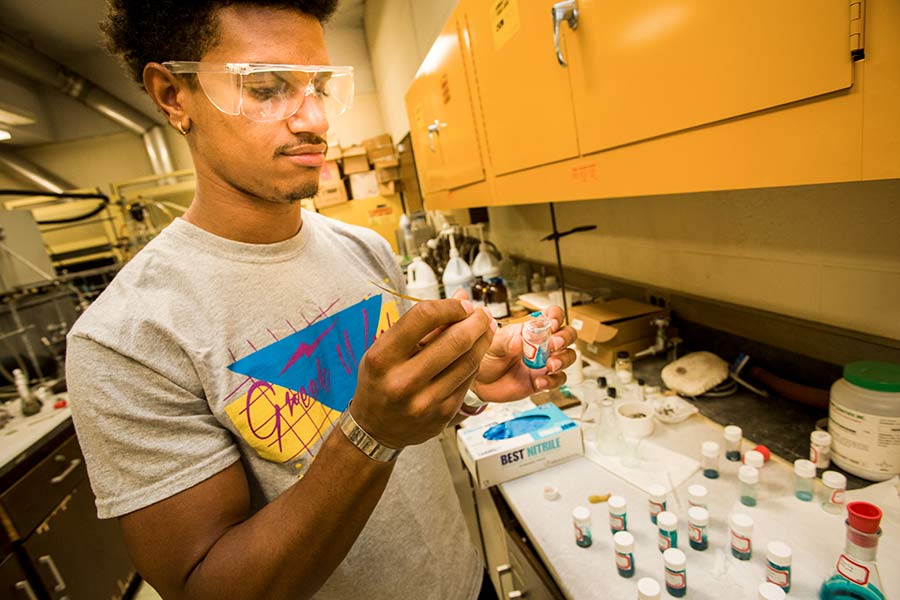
[
  {"left": 726, "top": 450, "right": 742, "bottom": 461},
  {"left": 821, "top": 576, "right": 886, "bottom": 600},
  {"left": 795, "top": 490, "right": 814, "bottom": 502},
  {"left": 703, "top": 468, "right": 720, "bottom": 479},
  {"left": 740, "top": 495, "right": 757, "bottom": 507}
]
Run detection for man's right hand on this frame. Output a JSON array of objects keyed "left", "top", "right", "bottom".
[{"left": 349, "top": 298, "right": 496, "bottom": 449}]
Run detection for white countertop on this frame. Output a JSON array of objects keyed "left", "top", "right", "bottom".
[{"left": 1, "top": 394, "right": 71, "bottom": 472}]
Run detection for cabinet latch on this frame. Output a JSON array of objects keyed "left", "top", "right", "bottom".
[{"left": 850, "top": 0, "right": 865, "bottom": 60}]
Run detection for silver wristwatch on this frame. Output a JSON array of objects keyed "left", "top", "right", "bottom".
[{"left": 338, "top": 410, "right": 403, "bottom": 463}]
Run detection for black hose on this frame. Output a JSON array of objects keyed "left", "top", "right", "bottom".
[{"left": 0, "top": 189, "right": 111, "bottom": 224}]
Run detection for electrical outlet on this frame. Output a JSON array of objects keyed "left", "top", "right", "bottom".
[{"left": 644, "top": 288, "right": 671, "bottom": 310}]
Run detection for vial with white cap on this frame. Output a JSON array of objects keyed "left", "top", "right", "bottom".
[
  {"left": 572, "top": 506, "right": 592, "bottom": 547},
  {"left": 724, "top": 425, "right": 743, "bottom": 461},
  {"left": 657, "top": 511, "right": 678, "bottom": 552},
  {"left": 687, "top": 484, "right": 708, "bottom": 509},
  {"left": 613, "top": 531, "right": 636, "bottom": 578},
  {"left": 648, "top": 484, "right": 667, "bottom": 524},
  {"left": 608, "top": 495, "right": 627, "bottom": 533},
  {"left": 701, "top": 441, "right": 720, "bottom": 479},
  {"left": 730, "top": 513, "right": 754, "bottom": 560},
  {"left": 821, "top": 470, "right": 847, "bottom": 514},
  {"left": 810, "top": 430, "right": 832, "bottom": 469},
  {"left": 744, "top": 449, "right": 765, "bottom": 469},
  {"left": 663, "top": 548, "right": 687, "bottom": 598},
  {"left": 758, "top": 581, "right": 787, "bottom": 600},
  {"left": 687, "top": 506, "right": 709, "bottom": 551},
  {"left": 739, "top": 465, "right": 760, "bottom": 507},
  {"left": 765, "top": 541, "right": 793, "bottom": 593},
  {"left": 794, "top": 459, "right": 816, "bottom": 501},
  {"left": 637, "top": 577, "right": 661, "bottom": 600}
]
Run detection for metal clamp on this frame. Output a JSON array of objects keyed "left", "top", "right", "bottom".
[
  {"left": 50, "top": 458, "right": 81, "bottom": 484},
  {"left": 15, "top": 581, "right": 39, "bottom": 600},
  {"left": 551, "top": 0, "right": 579, "bottom": 66},
  {"left": 38, "top": 555, "right": 67, "bottom": 592}
]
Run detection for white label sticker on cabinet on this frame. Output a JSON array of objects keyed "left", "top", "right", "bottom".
[{"left": 491, "top": 0, "right": 520, "bottom": 51}]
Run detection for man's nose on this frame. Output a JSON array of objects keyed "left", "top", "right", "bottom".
[{"left": 286, "top": 93, "right": 329, "bottom": 136}]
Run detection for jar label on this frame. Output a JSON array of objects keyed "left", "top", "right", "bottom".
[
  {"left": 689, "top": 524, "right": 705, "bottom": 543},
  {"left": 831, "top": 489, "right": 846, "bottom": 504},
  {"left": 766, "top": 563, "right": 791, "bottom": 587},
  {"left": 615, "top": 551, "right": 632, "bottom": 571},
  {"left": 836, "top": 554, "right": 870, "bottom": 585},
  {"left": 830, "top": 400, "right": 900, "bottom": 473},
  {"left": 609, "top": 514, "right": 625, "bottom": 532},
  {"left": 665, "top": 567, "right": 686, "bottom": 589},
  {"left": 731, "top": 531, "right": 751, "bottom": 553},
  {"left": 488, "top": 302, "right": 509, "bottom": 319},
  {"left": 658, "top": 532, "right": 672, "bottom": 551},
  {"left": 649, "top": 500, "right": 665, "bottom": 517}
]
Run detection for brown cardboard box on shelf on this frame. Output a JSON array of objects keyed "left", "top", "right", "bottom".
[
  {"left": 348, "top": 170, "right": 380, "bottom": 199},
  {"left": 362, "top": 133, "right": 392, "bottom": 152},
  {"left": 341, "top": 145, "right": 369, "bottom": 174},
  {"left": 325, "top": 145, "right": 342, "bottom": 161},
  {"left": 374, "top": 157, "right": 400, "bottom": 183},
  {"left": 362, "top": 134, "right": 395, "bottom": 163},
  {"left": 378, "top": 181, "right": 397, "bottom": 196},
  {"left": 568, "top": 298, "right": 667, "bottom": 366},
  {"left": 318, "top": 194, "right": 403, "bottom": 253},
  {"left": 313, "top": 180, "right": 348, "bottom": 209}
]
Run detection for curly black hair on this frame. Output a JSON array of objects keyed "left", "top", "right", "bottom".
[{"left": 101, "top": 0, "right": 339, "bottom": 86}]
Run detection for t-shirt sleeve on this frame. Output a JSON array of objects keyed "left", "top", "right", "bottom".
[{"left": 66, "top": 334, "right": 241, "bottom": 519}]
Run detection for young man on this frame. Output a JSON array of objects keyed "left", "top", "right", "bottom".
[{"left": 66, "top": 2, "right": 576, "bottom": 599}]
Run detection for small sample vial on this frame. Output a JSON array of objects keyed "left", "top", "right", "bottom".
[
  {"left": 522, "top": 312, "right": 551, "bottom": 369},
  {"left": 608, "top": 495, "right": 628, "bottom": 533},
  {"left": 793, "top": 459, "right": 816, "bottom": 501},
  {"left": 648, "top": 484, "right": 667, "bottom": 524},
  {"left": 744, "top": 449, "right": 764, "bottom": 469},
  {"left": 758, "top": 582, "right": 787, "bottom": 600},
  {"left": 663, "top": 548, "right": 687, "bottom": 598},
  {"left": 729, "top": 513, "right": 754, "bottom": 560},
  {"left": 613, "top": 531, "right": 636, "bottom": 578},
  {"left": 572, "top": 506, "right": 592, "bottom": 548},
  {"left": 657, "top": 511, "right": 678, "bottom": 552},
  {"left": 485, "top": 277, "right": 510, "bottom": 319},
  {"left": 637, "top": 577, "right": 662, "bottom": 600},
  {"left": 687, "top": 506, "right": 709, "bottom": 551},
  {"left": 701, "top": 441, "right": 720, "bottom": 479},
  {"left": 615, "top": 350, "right": 634, "bottom": 384},
  {"left": 687, "top": 484, "right": 708, "bottom": 509},
  {"left": 810, "top": 430, "right": 832, "bottom": 469},
  {"left": 765, "top": 541, "right": 793, "bottom": 593},
  {"left": 724, "top": 425, "right": 743, "bottom": 461},
  {"left": 739, "top": 465, "right": 760, "bottom": 507},
  {"left": 821, "top": 470, "right": 847, "bottom": 514}
]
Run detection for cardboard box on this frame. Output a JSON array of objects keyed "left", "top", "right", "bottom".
[
  {"left": 319, "top": 159, "right": 341, "bottom": 183},
  {"left": 378, "top": 181, "right": 397, "bottom": 196},
  {"left": 313, "top": 180, "right": 348, "bottom": 209},
  {"left": 341, "top": 145, "right": 370, "bottom": 174},
  {"left": 318, "top": 194, "right": 402, "bottom": 253},
  {"left": 374, "top": 157, "right": 401, "bottom": 183},
  {"left": 457, "top": 403, "right": 583, "bottom": 489},
  {"left": 568, "top": 298, "right": 667, "bottom": 366},
  {"left": 325, "top": 145, "right": 342, "bottom": 161},
  {"left": 348, "top": 170, "right": 380, "bottom": 199},
  {"left": 362, "top": 133, "right": 393, "bottom": 152}
]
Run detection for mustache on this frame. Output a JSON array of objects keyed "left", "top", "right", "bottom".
[{"left": 274, "top": 134, "right": 328, "bottom": 157}]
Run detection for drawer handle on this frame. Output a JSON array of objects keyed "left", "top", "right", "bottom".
[
  {"left": 38, "top": 555, "right": 66, "bottom": 592},
  {"left": 427, "top": 120, "right": 446, "bottom": 153},
  {"left": 15, "top": 580, "right": 39, "bottom": 600},
  {"left": 551, "top": 0, "right": 579, "bottom": 67},
  {"left": 50, "top": 458, "right": 81, "bottom": 484}
]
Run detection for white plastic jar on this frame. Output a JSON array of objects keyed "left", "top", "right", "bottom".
[{"left": 829, "top": 361, "right": 900, "bottom": 481}]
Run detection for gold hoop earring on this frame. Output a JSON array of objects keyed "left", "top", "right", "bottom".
[{"left": 175, "top": 121, "right": 190, "bottom": 136}]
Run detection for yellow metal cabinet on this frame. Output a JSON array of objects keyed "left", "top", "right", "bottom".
[
  {"left": 405, "top": 9, "right": 486, "bottom": 194},
  {"left": 563, "top": 0, "right": 854, "bottom": 155}
]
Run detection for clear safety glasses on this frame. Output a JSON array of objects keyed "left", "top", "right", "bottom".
[{"left": 162, "top": 62, "right": 354, "bottom": 123}]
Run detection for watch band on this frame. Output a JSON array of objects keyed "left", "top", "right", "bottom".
[{"left": 338, "top": 410, "right": 403, "bottom": 462}]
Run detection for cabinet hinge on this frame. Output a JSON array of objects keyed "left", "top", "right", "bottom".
[{"left": 850, "top": 0, "right": 865, "bottom": 60}]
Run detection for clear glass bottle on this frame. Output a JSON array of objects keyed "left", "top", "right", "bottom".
[
  {"left": 724, "top": 425, "right": 743, "bottom": 461},
  {"left": 522, "top": 312, "right": 551, "bottom": 369},
  {"left": 821, "top": 501, "right": 886, "bottom": 600},
  {"left": 766, "top": 541, "right": 793, "bottom": 593},
  {"left": 648, "top": 484, "right": 667, "bottom": 524},
  {"left": 794, "top": 459, "right": 816, "bottom": 502},
  {"left": 657, "top": 511, "right": 678, "bottom": 552},
  {"left": 744, "top": 449, "right": 765, "bottom": 469},
  {"left": 572, "top": 506, "right": 592, "bottom": 548},
  {"left": 663, "top": 548, "right": 687, "bottom": 598},
  {"left": 615, "top": 350, "right": 634, "bottom": 384},
  {"left": 485, "top": 277, "right": 510, "bottom": 318},
  {"left": 701, "top": 441, "right": 720, "bottom": 479},
  {"left": 739, "top": 465, "right": 760, "bottom": 507},
  {"left": 637, "top": 577, "right": 662, "bottom": 600},
  {"left": 614, "top": 531, "right": 636, "bottom": 578},
  {"left": 811, "top": 430, "right": 833, "bottom": 469},
  {"left": 822, "top": 471, "right": 848, "bottom": 515},
  {"left": 687, "top": 484, "right": 708, "bottom": 509},
  {"left": 730, "top": 513, "right": 754, "bottom": 561},
  {"left": 687, "top": 506, "right": 709, "bottom": 551},
  {"left": 596, "top": 399, "right": 623, "bottom": 456},
  {"left": 608, "top": 495, "right": 628, "bottom": 533},
  {"left": 758, "top": 582, "right": 786, "bottom": 600}
]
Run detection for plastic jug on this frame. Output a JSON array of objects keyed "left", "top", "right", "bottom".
[
  {"left": 442, "top": 235, "right": 474, "bottom": 299},
  {"left": 406, "top": 257, "right": 440, "bottom": 300}
]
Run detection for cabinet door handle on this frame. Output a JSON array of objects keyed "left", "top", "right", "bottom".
[
  {"left": 426, "top": 120, "right": 446, "bottom": 153},
  {"left": 508, "top": 592, "right": 524, "bottom": 599},
  {"left": 38, "top": 555, "right": 67, "bottom": 592},
  {"left": 551, "top": 0, "right": 579, "bottom": 67},
  {"left": 14, "top": 581, "right": 39, "bottom": 600},
  {"left": 50, "top": 458, "right": 81, "bottom": 484}
]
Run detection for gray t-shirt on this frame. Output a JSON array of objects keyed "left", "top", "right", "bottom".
[{"left": 66, "top": 211, "right": 481, "bottom": 599}]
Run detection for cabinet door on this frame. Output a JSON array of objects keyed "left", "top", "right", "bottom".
[
  {"left": 566, "top": 0, "right": 853, "bottom": 155},
  {"left": 465, "top": 0, "right": 580, "bottom": 175},
  {"left": 406, "top": 71, "right": 445, "bottom": 195},
  {"left": 1, "top": 554, "right": 38, "bottom": 600},
  {"left": 23, "top": 485, "right": 134, "bottom": 600}
]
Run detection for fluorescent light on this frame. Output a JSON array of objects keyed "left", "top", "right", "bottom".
[
  {"left": 0, "top": 107, "right": 35, "bottom": 127},
  {"left": 0, "top": 130, "right": 11, "bottom": 141}
]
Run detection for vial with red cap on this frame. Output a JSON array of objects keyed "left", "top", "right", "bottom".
[{"left": 820, "top": 501, "right": 886, "bottom": 600}]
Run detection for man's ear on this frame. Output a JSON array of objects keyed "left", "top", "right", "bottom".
[{"left": 143, "top": 62, "right": 193, "bottom": 134}]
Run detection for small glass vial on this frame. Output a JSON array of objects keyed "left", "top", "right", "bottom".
[
  {"left": 687, "top": 484, "right": 708, "bottom": 509},
  {"left": 687, "top": 506, "right": 709, "bottom": 551},
  {"left": 821, "top": 470, "right": 847, "bottom": 514},
  {"left": 793, "top": 459, "right": 816, "bottom": 501},
  {"left": 739, "top": 465, "right": 760, "bottom": 507},
  {"left": 615, "top": 350, "right": 634, "bottom": 384},
  {"left": 572, "top": 506, "right": 592, "bottom": 548},
  {"left": 758, "top": 582, "right": 786, "bottom": 600},
  {"left": 608, "top": 495, "right": 628, "bottom": 533},
  {"left": 810, "top": 430, "right": 832, "bottom": 469},
  {"left": 613, "top": 531, "right": 636, "bottom": 578},
  {"left": 663, "top": 548, "right": 687, "bottom": 598},
  {"left": 637, "top": 577, "right": 662, "bottom": 600},
  {"left": 744, "top": 449, "right": 764, "bottom": 469},
  {"left": 724, "top": 425, "right": 743, "bottom": 461},
  {"left": 765, "top": 541, "right": 793, "bottom": 593},
  {"left": 657, "top": 511, "right": 678, "bottom": 552},
  {"left": 485, "top": 277, "right": 510, "bottom": 319},
  {"left": 522, "top": 312, "right": 551, "bottom": 369},
  {"left": 471, "top": 276, "right": 487, "bottom": 308},
  {"left": 730, "top": 513, "right": 754, "bottom": 560},
  {"left": 648, "top": 484, "right": 667, "bottom": 524},
  {"left": 701, "top": 441, "right": 720, "bottom": 479}
]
